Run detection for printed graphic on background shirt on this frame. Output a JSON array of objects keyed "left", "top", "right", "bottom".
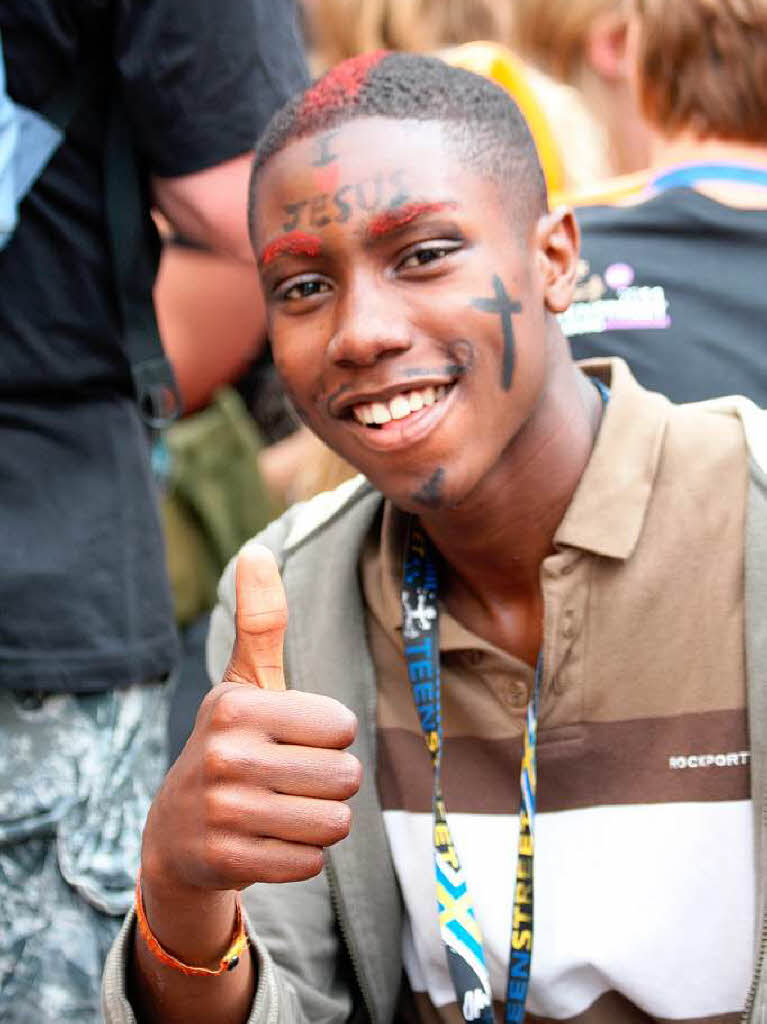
[{"left": 559, "top": 259, "right": 671, "bottom": 337}]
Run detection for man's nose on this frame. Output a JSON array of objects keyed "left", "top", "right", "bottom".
[{"left": 327, "top": 277, "right": 411, "bottom": 367}]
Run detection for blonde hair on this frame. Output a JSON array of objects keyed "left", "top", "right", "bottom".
[
  {"left": 634, "top": 0, "right": 767, "bottom": 142},
  {"left": 511, "top": 0, "right": 621, "bottom": 81},
  {"left": 303, "top": 0, "right": 514, "bottom": 72}
]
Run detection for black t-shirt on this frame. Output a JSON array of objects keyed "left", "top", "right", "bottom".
[
  {"left": 0, "top": 0, "right": 308, "bottom": 691},
  {"left": 565, "top": 188, "right": 767, "bottom": 405}
]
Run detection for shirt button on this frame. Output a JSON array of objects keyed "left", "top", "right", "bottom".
[
  {"left": 562, "top": 608, "right": 576, "bottom": 638},
  {"left": 504, "top": 680, "right": 529, "bottom": 708}
]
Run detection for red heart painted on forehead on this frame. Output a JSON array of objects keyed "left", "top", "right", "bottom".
[{"left": 312, "top": 163, "right": 341, "bottom": 195}]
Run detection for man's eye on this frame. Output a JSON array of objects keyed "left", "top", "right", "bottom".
[
  {"left": 278, "top": 277, "right": 331, "bottom": 301},
  {"left": 398, "top": 242, "right": 460, "bottom": 271}
]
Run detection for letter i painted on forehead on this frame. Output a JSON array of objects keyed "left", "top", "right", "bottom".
[
  {"left": 312, "top": 132, "right": 340, "bottom": 194},
  {"left": 470, "top": 275, "right": 522, "bottom": 391}
]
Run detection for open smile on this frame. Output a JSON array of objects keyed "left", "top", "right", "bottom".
[{"left": 339, "top": 379, "right": 458, "bottom": 451}]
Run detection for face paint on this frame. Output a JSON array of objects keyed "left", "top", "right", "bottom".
[
  {"left": 280, "top": 170, "right": 412, "bottom": 234},
  {"left": 365, "top": 201, "right": 457, "bottom": 240},
  {"left": 402, "top": 339, "right": 474, "bottom": 381},
  {"left": 470, "top": 276, "right": 522, "bottom": 391},
  {"left": 312, "top": 132, "right": 339, "bottom": 168},
  {"left": 259, "top": 231, "right": 323, "bottom": 268},
  {"left": 311, "top": 133, "right": 341, "bottom": 193},
  {"left": 413, "top": 467, "right": 445, "bottom": 508}
]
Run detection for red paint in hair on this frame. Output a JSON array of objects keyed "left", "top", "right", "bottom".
[
  {"left": 299, "top": 51, "right": 389, "bottom": 121},
  {"left": 366, "top": 201, "right": 457, "bottom": 238},
  {"left": 259, "top": 232, "right": 323, "bottom": 267}
]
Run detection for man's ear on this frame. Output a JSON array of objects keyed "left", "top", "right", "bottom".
[{"left": 536, "top": 207, "right": 580, "bottom": 314}]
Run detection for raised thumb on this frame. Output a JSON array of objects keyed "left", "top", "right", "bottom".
[{"left": 224, "top": 542, "right": 287, "bottom": 691}]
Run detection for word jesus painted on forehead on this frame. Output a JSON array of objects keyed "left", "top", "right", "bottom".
[
  {"left": 471, "top": 276, "right": 522, "bottom": 391},
  {"left": 281, "top": 169, "right": 411, "bottom": 232}
]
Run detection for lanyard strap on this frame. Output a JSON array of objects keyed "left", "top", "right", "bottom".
[
  {"left": 646, "top": 161, "right": 767, "bottom": 195},
  {"left": 402, "top": 518, "right": 541, "bottom": 1023}
]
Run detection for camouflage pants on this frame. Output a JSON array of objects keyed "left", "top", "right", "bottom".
[{"left": 0, "top": 681, "right": 170, "bottom": 1023}]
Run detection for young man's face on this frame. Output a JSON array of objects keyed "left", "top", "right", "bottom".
[{"left": 254, "top": 116, "right": 573, "bottom": 511}]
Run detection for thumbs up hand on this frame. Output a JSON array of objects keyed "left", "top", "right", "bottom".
[{"left": 140, "top": 543, "right": 362, "bottom": 906}]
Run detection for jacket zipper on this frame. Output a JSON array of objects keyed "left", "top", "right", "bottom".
[
  {"left": 742, "top": 801, "right": 767, "bottom": 1022},
  {"left": 742, "top": 903, "right": 767, "bottom": 1022},
  {"left": 325, "top": 856, "right": 379, "bottom": 1024}
]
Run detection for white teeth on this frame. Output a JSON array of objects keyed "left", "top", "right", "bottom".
[
  {"left": 371, "top": 402, "right": 391, "bottom": 425},
  {"left": 351, "top": 383, "right": 451, "bottom": 425},
  {"left": 389, "top": 395, "right": 411, "bottom": 420}
]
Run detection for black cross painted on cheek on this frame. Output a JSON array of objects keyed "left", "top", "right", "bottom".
[{"left": 470, "top": 275, "right": 522, "bottom": 391}]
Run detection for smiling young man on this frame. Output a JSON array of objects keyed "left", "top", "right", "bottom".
[{"left": 103, "top": 53, "right": 767, "bottom": 1024}]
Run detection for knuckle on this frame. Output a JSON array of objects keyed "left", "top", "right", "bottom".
[
  {"left": 201, "top": 739, "right": 236, "bottom": 784},
  {"left": 238, "top": 603, "right": 288, "bottom": 637},
  {"left": 207, "top": 685, "right": 249, "bottom": 730}
]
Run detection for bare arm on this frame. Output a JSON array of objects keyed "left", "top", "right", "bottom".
[
  {"left": 152, "top": 152, "right": 256, "bottom": 263},
  {"left": 153, "top": 241, "right": 266, "bottom": 413}
]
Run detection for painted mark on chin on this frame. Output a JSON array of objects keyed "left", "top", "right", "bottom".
[
  {"left": 470, "top": 276, "right": 521, "bottom": 391},
  {"left": 413, "top": 468, "right": 445, "bottom": 508}
]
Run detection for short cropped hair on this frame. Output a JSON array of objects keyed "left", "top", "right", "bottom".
[
  {"left": 511, "top": 0, "right": 620, "bottom": 82},
  {"left": 634, "top": 0, "right": 767, "bottom": 142},
  {"left": 250, "top": 52, "right": 547, "bottom": 239}
]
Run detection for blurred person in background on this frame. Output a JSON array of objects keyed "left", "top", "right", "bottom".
[
  {"left": 564, "top": 0, "right": 767, "bottom": 404},
  {"left": 512, "top": 0, "right": 651, "bottom": 179},
  {"left": 0, "top": 1, "right": 307, "bottom": 1020},
  {"left": 299, "top": 0, "right": 515, "bottom": 74}
]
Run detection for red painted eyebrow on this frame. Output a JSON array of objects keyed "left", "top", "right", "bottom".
[
  {"left": 365, "top": 201, "right": 457, "bottom": 241},
  {"left": 258, "top": 231, "right": 323, "bottom": 268}
]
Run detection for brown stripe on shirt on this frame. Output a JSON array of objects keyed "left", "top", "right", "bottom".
[
  {"left": 404, "top": 990, "right": 741, "bottom": 1024},
  {"left": 378, "top": 709, "right": 750, "bottom": 814}
]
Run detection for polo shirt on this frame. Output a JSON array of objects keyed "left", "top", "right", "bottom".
[{"left": 360, "top": 360, "right": 751, "bottom": 1022}]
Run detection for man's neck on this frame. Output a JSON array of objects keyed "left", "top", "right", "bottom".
[
  {"left": 417, "top": 352, "right": 604, "bottom": 660},
  {"left": 650, "top": 132, "right": 767, "bottom": 209}
]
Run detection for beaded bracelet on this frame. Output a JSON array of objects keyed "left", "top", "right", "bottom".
[{"left": 135, "top": 871, "right": 249, "bottom": 977}]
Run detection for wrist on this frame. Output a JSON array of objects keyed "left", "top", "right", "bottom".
[{"left": 138, "top": 864, "right": 241, "bottom": 970}]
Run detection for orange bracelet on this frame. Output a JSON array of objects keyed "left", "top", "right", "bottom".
[{"left": 135, "top": 871, "right": 249, "bottom": 977}]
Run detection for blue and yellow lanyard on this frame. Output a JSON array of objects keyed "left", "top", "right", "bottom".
[
  {"left": 645, "top": 161, "right": 767, "bottom": 196},
  {"left": 402, "top": 519, "right": 540, "bottom": 1023},
  {"left": 401, "top": 380, "right": 610, "bottom": 1022}
]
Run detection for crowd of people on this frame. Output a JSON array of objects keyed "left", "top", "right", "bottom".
[{"left": 1, "top": 0, "right": 765, "bottom": 1022}]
